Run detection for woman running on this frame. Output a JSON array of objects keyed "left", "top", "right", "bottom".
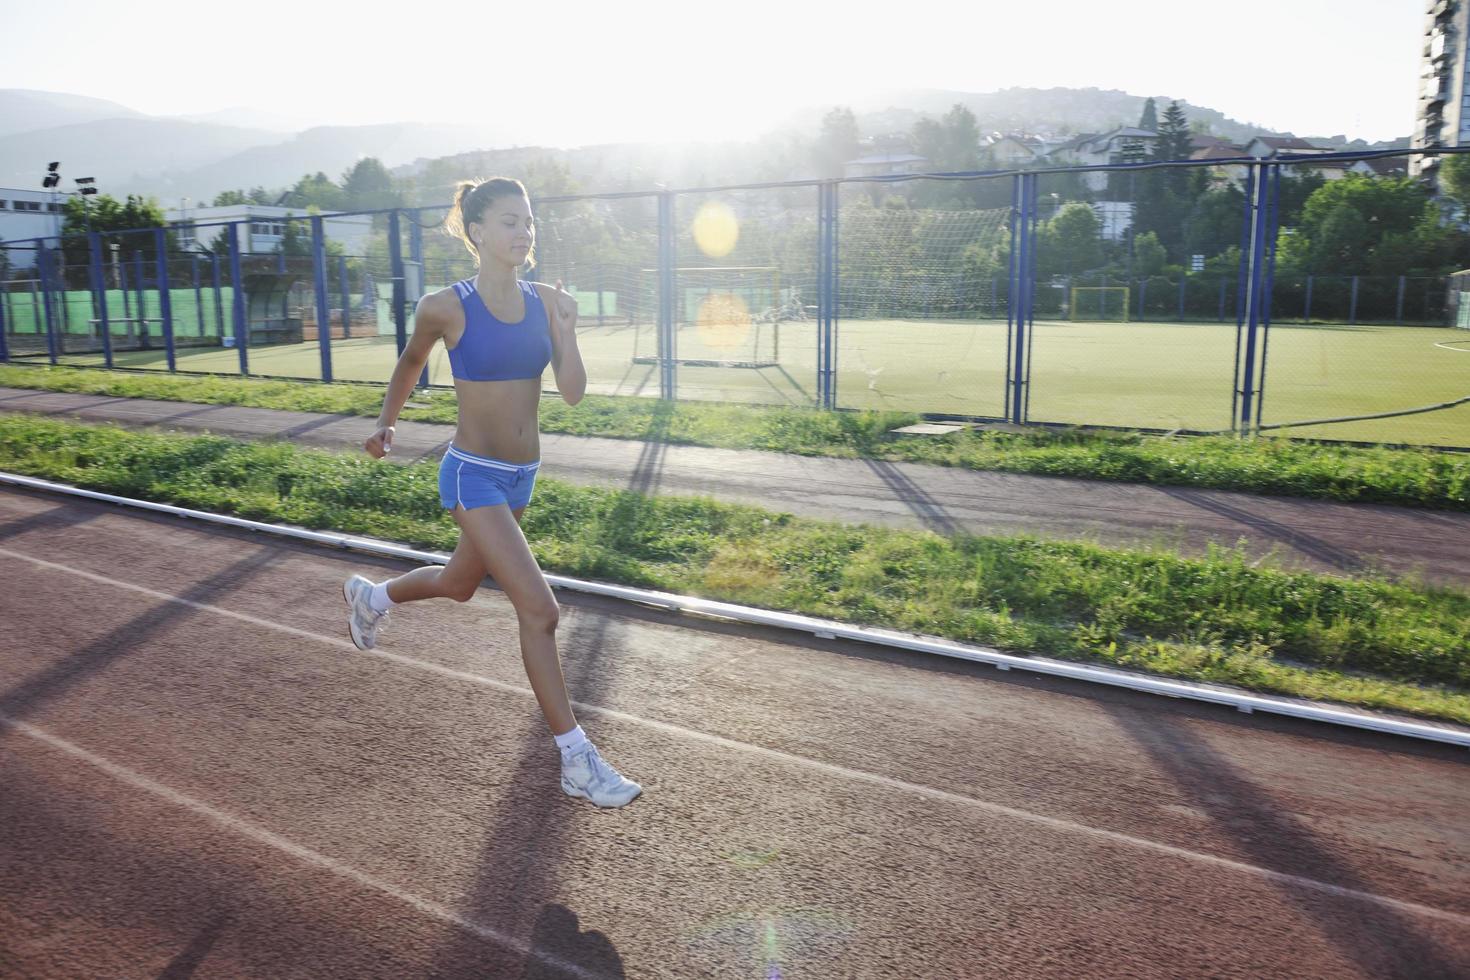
[{"left": 343, "top": 176, "right": 641, "bottom": 808}]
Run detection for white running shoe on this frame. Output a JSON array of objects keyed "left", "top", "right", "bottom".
[
  {"left": 560, "top": 744, "right": 642, "bottom": 808},
  {"left": 343, "top": 574, "right": 389, "bottom": 650}
]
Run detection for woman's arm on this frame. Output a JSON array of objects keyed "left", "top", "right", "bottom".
[
  {"left": 364, "top": 291, "right": 451, "bottom": 458},
  {"left": 538, "top": 280, "right": 586, "bottom": 406}
]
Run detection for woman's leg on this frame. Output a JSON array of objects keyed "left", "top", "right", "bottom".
[
  {"left": 452, "top": 502, "right": 576, "bottom": 736},
  {"left": 382, "top": 534, "right": 489, "bottom": 604}
]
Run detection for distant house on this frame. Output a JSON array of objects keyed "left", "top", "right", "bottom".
[
  {"left": 842, "top": 153, "right": 931, "bottom": 179},
  {"left": 1355, "top": 156, "right": 1409, "bottom": 178},
  {"left": 163, "top": 204, "right": 373, "bottom": 256},
  {"left": 1190, "top": 135, "right": 1239, "bottom": 154},
  {"left": 1243, "top": 136, "right": 1332, "bottom": 158},
  {"left": 1047, "top": 127, "right": 1160, "bottom": 191},
  {"left": 1188, "top": 143, "right": 1250, "bottom": 188},
  {"left": 985, "top": 133, "right": 1044, "bottom": 167}
]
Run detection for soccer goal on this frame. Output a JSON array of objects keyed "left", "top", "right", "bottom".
[
  {"left": 1447, "top": 268, "right": 1470, "bottom": 329},
  {"left": 632, "top": 265, "right": 784, "bottom": 368},
  {"left": 1069, "top": 286, "right": 1131, "bottom": 322}
]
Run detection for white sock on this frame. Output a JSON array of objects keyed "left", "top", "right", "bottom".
[
  {"left": 369, "top": 581, "right": 397, "bottom": 613},
  {"left": 555, "top": 725, "right": 589, "bottom": 758}
]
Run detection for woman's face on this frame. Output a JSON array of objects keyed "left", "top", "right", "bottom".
[{"left": 470, "top": 193, "right": 534, "bottom": 267}]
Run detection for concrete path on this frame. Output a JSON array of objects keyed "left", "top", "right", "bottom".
[{"left": 1, "top": 386, "right": 1466, "bottom": 585}]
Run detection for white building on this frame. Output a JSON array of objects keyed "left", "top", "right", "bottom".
[
  {"left": 1047, "top": 128, "right": 1160, "bottom": 191},
  {"left": 0, "top": 186, "right": 69, "bottom": 269},
  {"left": 1092, "top": 201, "right": 1134, "bottom": 242},
  {"left": 1243, "top": 136, "right": 1332, "bottom": 159},
  {"left": 984, "top": 133, "right": 1043, "bottom": 167},
  {"left": 1412, "top": 0, "right": 1470, "bottom": 180},
  {"left": 164, "top": 204, "right": 374, "bottom": 256},
  {"left": 842, "top": 153, "right": 930, "bottom": 179}
]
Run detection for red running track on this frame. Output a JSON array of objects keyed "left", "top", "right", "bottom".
[{"left": 0, "top": 485, "right": 1467, "bottom": 979}]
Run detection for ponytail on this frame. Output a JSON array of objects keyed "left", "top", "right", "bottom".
[{"left": 444, "top": 176, "right": 532, "bottom": 266}]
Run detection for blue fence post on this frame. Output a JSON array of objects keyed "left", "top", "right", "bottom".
[
  {"left": 816, "top": 181, "right": 841, "bottom": 409},
  {"left": 211, "top": 252, "right": 224, "bottom": 341},
  {"left": 89, "top": 232, "right": 112, "bottom": 369},
  {"left": 831, "top": 183, "right": 841, "bottom": 408},
  {"left": 388, "top": 211, "right": 407, "bottom": 357},
  {"left": 1252, "top": 165, "right": 1282, "bottom": 431},
  {"left": 311, "top": 215, "right": 334, "bottom": 383},
  {"left": 1004, "top": 176, "right": 1020, "bottom": 420},
  {"left": 0, "top": 256, "right": 8, "bottom": 362},
  {"left": 192, "top": 252, "right": 204, "bottom": 341},
  {"left": 118, "top": 252, "right": 132, "bottom": 328},
  {"left": 227, "top": 223, "right": 249, "bottom": 376},
  {"left": 1231, "top": 165, "right": 1259, "bottom": 432},
  {"left": 409, "top": 211, "right": 429, "bottom": 389},
  {"left": 337, "top": 254, "right": 351, "bottom": 340},
  {"left": 133, "top": 248, "right": 149, "bottom": 349},
  {"left": 1137, "top": 279, "right": 1147, "bottom": 320},
  {"left": 37, "top": 245, "right": 59, "bottom": 364},
  {"left": 1349, "top": 275, "right": 1360, "bottom": 325},
  {"left": 1023, "top": 174, "right": 1039, "bottom": 422},
  {"left": 815, "top": 185, "right": 829, "bottom": 408},
  {"left": 1304, "top": 274, "right": 1313, "bottom": 322},
  {"left": 154, "top": 228, "right": 176, "bottom": 372},
  {"left": 1177, "top": 276, "right": 1187, "bottom": 320},
  {"left": 1396, "top": 275, "right": 1406, "bottom": 325},
  {"left": 657, "top": 191, "right": 675, "bottom": 402},
  {"left": 1008, "top": 173, "right": 1036, "bottom": 424}
]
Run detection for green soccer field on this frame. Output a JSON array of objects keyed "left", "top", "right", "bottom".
[{"left": 33, "top": 316, "right": 1470, "bottom": 448}]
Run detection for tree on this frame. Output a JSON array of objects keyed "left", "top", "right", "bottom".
[
  {"left": 340, "top": 157, "right": 397, "bottom": 212},
  {"left": 58, "top": 193, "right": 171, "bottom": 267},
  {"left": 286, "top": 172, "right": 345, "bottom": 210},
  {"left": 1309, "top": 202, "right": 1372, "bottom": 273},
  {"left": 1132, "top": 101, "right": 1207, "bottom": 257},
  {"left": 1131, "top": 231, "right": 1168, "bottom": 277},
  {"left": 1438, "top": 153, "right": 1470, "bottom": 218},
  {"left": 274, "top": 214, "right": 312, "bottom": 257},
  {"left": 1154, "top": 101, "right": 1192, "bottom": 161},
  {"left": 205, "top": 228, "right": 233, "bottom": 256},
  {"left": 212, "top": 190, "right": 248, "bottom": 207},
  {"left": 1035, "top": 202, "right": 1104, "bottom": 277},
  {"left": 1275, "top": 170, "right": 1326, "bottom": 227},
  {"left": 1183, "top": 186, "right": 1247, "bottom": 258},
  {"left": 814, "top": 106, "right": 860, "bottom": 179},
  {"left": 1138, "top": 98, "right": 1158, "bottom": 132}
]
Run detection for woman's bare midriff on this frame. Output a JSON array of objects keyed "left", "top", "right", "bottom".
[{"left": 450, "top": 376, "right": 543, "bottom": 462}]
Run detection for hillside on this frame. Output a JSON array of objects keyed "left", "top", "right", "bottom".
[{"left": 0, "top": 86, "right": 1411, "bottom": 204}]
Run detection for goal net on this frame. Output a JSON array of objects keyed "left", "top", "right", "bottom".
[
  {"left": 1069, "top": 286, "right": 1131, "bottom": 322},
  {"left": 1447, "top": 269, "right": 1470, "bottom": 329},
  {"left": 633, "top": 265, "right": 784, "bottom": 367}
]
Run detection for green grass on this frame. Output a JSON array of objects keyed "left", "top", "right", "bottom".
[
  {"left": 2, "top": 362, "right": 1467, "bottom": 511},
  {"left": 2, "top": 415, "right": 1468, "bottom": 727},
  {"left": 23, "top": 313, "right": 1470, "bottom": 446}
]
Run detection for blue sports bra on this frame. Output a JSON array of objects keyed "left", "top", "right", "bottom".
[{"left": 446, "top": 278, "right": 553, "bottom": 382}]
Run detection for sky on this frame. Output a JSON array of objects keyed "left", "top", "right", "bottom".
[{"left": 0, "top": 0, "right": 1424, "bottom": 144}]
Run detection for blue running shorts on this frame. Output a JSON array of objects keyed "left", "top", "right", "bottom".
[{"left": 438, "top": 444, "right": 540, "bottom": 511}]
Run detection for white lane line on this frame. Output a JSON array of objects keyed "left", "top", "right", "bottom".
[
  {"left": 0, "top": 711, "right": 604, "bottom": 980},
  {"left": 4, "top": 542, "right": 1469, "bottom": 929}
]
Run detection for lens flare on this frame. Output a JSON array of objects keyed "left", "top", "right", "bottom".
[
  {"left": 692, "top": 201, "right": 740, "bottom": 258},
  {"left": 695, "top": 291, "right": 752, "bottom": 353}
]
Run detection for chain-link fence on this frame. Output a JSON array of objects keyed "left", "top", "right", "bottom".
[{"left": 4, "top": 149, "right": 1467, "bottom": 448}]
